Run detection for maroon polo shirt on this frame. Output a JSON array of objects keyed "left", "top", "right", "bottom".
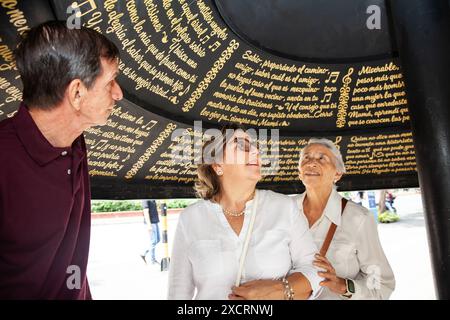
[{"left": 0, "top": 103, "right": 92, "bottom": 299}]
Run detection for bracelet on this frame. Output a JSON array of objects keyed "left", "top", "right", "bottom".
[{"left": 281, "top": 277, "right": 295, "bottom": 300}]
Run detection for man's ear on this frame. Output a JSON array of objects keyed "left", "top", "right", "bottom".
[{"left": 67, "top": 79, "right": 84, "bottom": 111}]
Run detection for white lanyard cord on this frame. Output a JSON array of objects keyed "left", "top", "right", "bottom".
[{"left": 235, "top": 189, "right": 259, "bottom": 287}]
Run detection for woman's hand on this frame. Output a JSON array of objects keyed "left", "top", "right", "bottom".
[
  {"left": 229, "top": 280, "right": 284, "bottom": 300},
  {"left": 313, "top": 253, "right": 347, "bottom": 295}
]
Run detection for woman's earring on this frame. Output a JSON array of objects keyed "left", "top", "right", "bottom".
[{"left": 217, "top": 170, "right": 223, "bottom": 176}]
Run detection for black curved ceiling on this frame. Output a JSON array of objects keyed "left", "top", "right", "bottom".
[
  {"left": 214, "top": 0, "right": 396, "bottom": 62},
  {"left": 0, "top": 0, "right": 421, "bottom": 199}
]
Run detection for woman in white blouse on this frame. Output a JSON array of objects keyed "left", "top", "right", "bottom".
[
  {"left": 168, "top": 124, "right": 322, "bottom": 300},
  {"left": 293, "top": 138, "right": 395, "bottom": 299}
]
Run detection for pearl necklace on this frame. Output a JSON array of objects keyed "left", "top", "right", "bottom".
[
  {"left": 222, "top": 208, "right": 245, "bottom": 217},
  {"left": 220, "top": 191, "right": 255, "bottom": 217}
]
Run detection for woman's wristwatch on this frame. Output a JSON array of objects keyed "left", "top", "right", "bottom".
[{"left": 341, "top": 279, "right": 355, "bottom": 298}]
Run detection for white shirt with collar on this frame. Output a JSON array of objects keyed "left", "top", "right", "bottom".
[
  {"left": 168, "top": 189, "right": 323, "bottom": 300},
  {"left": 293, "top": 189, "right": 396, "bottom": 300}
]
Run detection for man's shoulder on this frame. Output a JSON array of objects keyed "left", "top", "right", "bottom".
[
  {"left": 0, "top": 117, "right": 21, "bottom": 153},
  {"left": 0, "top": 118, "right": 19, "bottom": 175},
  {"left": 0, "top": 116, "right": 14, "bottom": 133}
]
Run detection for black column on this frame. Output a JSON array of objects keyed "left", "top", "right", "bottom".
[{"left": 389, "top": 0, "right": 450, "bottom": 299}]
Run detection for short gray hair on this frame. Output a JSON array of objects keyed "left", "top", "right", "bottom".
[
  {"left": 299, "top": 138, "right": 346, "bottom": 174},
  {"left": 15, "top": 20, "right": 119, "bottom": 110}
]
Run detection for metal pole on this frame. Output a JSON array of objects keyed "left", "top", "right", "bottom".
[
  {"left": 389, "top": 0, "right": 450, "bottom": 299},
  {"left": 160, "top": 202, "right": 170, "bottom": 271}
]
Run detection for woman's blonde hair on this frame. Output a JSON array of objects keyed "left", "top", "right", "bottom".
[{"left": 194, "top": 123, "right": 247, "bottom": 200}]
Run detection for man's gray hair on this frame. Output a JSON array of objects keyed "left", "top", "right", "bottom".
[{"left": 299, "top": 138, "right": 346, "bottom": 174}]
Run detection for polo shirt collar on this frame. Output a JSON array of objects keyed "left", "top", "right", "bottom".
[
  {"left": 321, "top": 188, "right": 344, "bottom": 226},
  {"left": 299, "top": 188, "right": 343, "bottom": 226},
  {"left": 12, "top": 103, "right": 75, "bottom": 166}
]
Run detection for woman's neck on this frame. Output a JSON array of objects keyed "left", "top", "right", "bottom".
[
  {"left": 303, "top": 186, "right": 333, "bottom": 221},
  {"left": 217, "top": 183, "right": 256, "bottom": 212},
  {"left": 29, "top": 105, "right": 83, "bottom": 148}
]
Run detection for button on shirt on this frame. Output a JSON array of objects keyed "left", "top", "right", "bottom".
[
  {"left": 168, "top": 189, "right": 323, "bottom": 300},
  {"left": 293, "top": 189, "right": 396, "bottom": 300},
  {"left": 0, "top": 103, "right": 92, "bottom": 299}
]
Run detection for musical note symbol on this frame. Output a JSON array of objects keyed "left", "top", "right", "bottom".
[
  {"left": 320, "top": 93, "right": 333, "bottom": 103},
  {"left": 200, "top": 34, "right": 210, "bottom": 45},
  {"left": 141, "top": 120, "right": 157, "bottom": 130},
  {"left": 208, "top": 41, "right": 220, "bottom": 52},
  {"left": 178, "top": 84, "right": 190, "bottom": 97},
  {"left": 325, "top": 71, "right": 340, "bottom": 84},
  {"left": 161, "top": 31, "right": 168, "bottom": 44},
  {"left": 92, "top": 139, "right": 108, "bottom": 151},
  {"left": 71, "top": 0, "right": 97, "bottom": 17}
]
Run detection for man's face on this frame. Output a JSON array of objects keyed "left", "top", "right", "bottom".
[{"left": 79, "top": 57, "right": 122, "bottom": 127}]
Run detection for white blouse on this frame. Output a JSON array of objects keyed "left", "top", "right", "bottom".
[
  {"left": 293, "top": 189, "right": 396, "bottom": 300},
  {"left": 168, "top": 189, "right": 323, "bottom": 300}
]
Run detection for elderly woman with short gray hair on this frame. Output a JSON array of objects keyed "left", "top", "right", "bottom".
[{"left": 294, "top": 138, "right": 395, "bottom": 299}]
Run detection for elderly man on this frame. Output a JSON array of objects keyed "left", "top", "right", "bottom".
[{"left": 0, "top": 21, "right": 123, "bottom": 299}]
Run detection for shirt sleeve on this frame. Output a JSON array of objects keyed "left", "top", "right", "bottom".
[
  {"left": 287, "top": 199, "right": 324, "bottom": 300},
  {"left": 349, "top": 212, "right": 396, "bottom": 300},
  {"left": 167, "top": 216, "right": 195, "bottom": 300}
]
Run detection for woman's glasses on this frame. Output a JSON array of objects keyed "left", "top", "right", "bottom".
[{"left": 233, "top": 137, "right": 259, "bottom": 152}]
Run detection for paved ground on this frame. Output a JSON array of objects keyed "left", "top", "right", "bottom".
[{"left": 87, "top": 191, "right": 436, "bottom": 300}]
